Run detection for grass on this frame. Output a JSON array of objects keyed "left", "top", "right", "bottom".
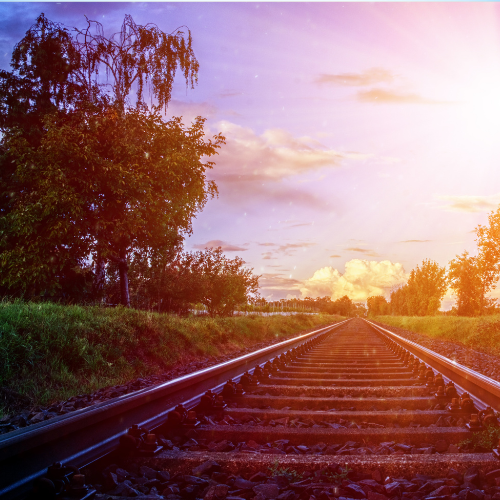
[
  {"left": 268, "top": 460, "right": 303, "bottom": 482},
  {"left": 372, "top": 315, "right": 500, "bottom": 356},
  {"left": 459, "top": 424, "right": 500, "bottom": 451},
  {"left": 267, "top": 460, "right": 351, "bottom": 484},
  {"left": 0, "top": 300, "right": 343, "bottom": 416}
]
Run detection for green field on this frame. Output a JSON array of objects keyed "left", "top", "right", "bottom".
[
  {"left": 0, "top": 300, "right": 342, "bottom": 414},
  {"left": 373, "top": 315, "right": 500, "bottom": 356}
]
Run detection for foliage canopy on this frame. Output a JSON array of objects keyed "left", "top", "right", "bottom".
[
  {"left": 0, "top": 13, "right": 225, "bottom": 306},
  {"left": 390, "top": 259, "right": 447, "bottom": 316},
  {"left": 1, "top": 105, "right": 223, "bottom": 299},
  {"left": 72, "top": 14, "right": 199, "bottom": 110},
  {"left": 367, "top": 295, "right": 390, "bottom": 316}
]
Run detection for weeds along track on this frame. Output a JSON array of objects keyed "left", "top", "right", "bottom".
[{"left": 4, "top": 318, "right": 500, "bottom": 500}]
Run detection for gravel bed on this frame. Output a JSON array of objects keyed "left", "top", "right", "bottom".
[
  {"left": 169, "top": 436, "right": 463, "bottom": 456},
  {"left": 371, "top": 321, "right": 500, "bottom": 382},
  {"left": 199, "top": 410, "right": 466, "bottom": 430},
  {"left": 76, "top": 457, "right": 500, "bottom": 500}
]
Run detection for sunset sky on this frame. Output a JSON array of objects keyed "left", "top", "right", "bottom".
[{"left": 2, "top": 2, "right": 500, "bottom": 308}]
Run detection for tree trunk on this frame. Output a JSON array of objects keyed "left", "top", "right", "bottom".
[
  {"left": 93, "top": 251, "right": 106, "bottom": 301},
  {"left": 118, "top": 246, "right": 130, "bottom": 307}
]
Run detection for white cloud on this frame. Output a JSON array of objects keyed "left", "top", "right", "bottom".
[
  {"left": 300, "top": 259, "right": 408, "bottom": 301},
  {"left": 300, "top": 267, "right": 343, "bottom": 298},
  {"left": 356, "top": 88, "right": 449, "bottom": 105},
  {"left": 259, "top": 273, "right": 302, "bottom": 291},
  {"left": 437, "top": 194, "right": 500, "bottom": 213},
  {"left": 212, "top": 121, "right": 373, "bottom": 182},
  {"left": 315, "top": 68, "right": 395, "bottom": 87}
]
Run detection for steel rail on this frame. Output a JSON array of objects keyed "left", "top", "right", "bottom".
[
  {"left": 364, "top": 319, "right": 500, "bottom": 412},
  {"left": 0, "top": 318, "right": 349, "bottom": 500}
]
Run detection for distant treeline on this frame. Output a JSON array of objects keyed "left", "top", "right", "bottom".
[
  {"left": 367, "top": 209, "right": 500, "bottom": 317},
  {"left": 253, "top": 296, "right": 366, "bottom": 317}
]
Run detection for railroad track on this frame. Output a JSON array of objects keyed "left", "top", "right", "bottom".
[{"left": 2, "top": 318, "right": 500, "bottom": 500}]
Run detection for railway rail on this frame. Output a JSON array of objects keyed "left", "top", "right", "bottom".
[{"left": 2, "top": 317, "right": 500, "bottom": 500}]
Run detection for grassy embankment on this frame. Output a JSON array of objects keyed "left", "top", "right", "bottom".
[
  {"left": 373, "top": 315, "right": 500, "bottom": 356},
  {"left": 0, "top": 300, "right": 343, "bottom": 414}
]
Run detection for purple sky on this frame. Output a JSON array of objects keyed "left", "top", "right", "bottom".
[{"left": 2, "top": 2, "right": 500, "bottom": 308}]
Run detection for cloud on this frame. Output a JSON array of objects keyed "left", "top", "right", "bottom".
[
  {"left": 262, "top": 252, "right": 276, "bottom": 260},
  {"left": 289, "top": 222, "right": 314, "bottom": 228},
  {"left": 215, "top": 175, "right": 329, "bottom": 210},
  {"left": 315, "top": 68, "right": 449, "bottom": 107},
  {"left": 356, "top": 88, "right": 446, "bottom": 105},
  {"left": 205, "top": 120, "right": 372, "bottom": 209},
  {"left": 316, "top": 67, "right": 394, "bottom": 87},
  {"left": 300, "top": 259, "right": 408, "bottom": 301},
  {"left": 258, "top": 241, "right": 315, "bottom": 259},
  {"left": 193, "top": 240, "right": 247, "bottom": 252},
  {"left": 437, "top": 194, "right": 500, "bottom": 213},
  {"left": 400, "top": 240, "right": 431, "bottom": 243},
  {"left": 212, "top": 121, "right": 372, "bottom": 182},
  {"left": 346, "top": 247, "right": 379, "bottom": 257},
  {"left": 259, "top": 273, "right": 303, "bottom": 292},
  {"left": 330, "top": 254, "right": 341, "bottom": 258},
  {"left": 219, "top": 90, "right": 243, "bottom": 98},
  {"left": 277, "top": 219, "right": 314, "bottom": 228}
]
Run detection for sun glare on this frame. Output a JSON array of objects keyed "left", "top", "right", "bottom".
[{"left": 458, "top": 70, "right": 500, "bottom": 131}]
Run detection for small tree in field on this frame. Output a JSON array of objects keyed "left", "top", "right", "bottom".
[
  {"left": 444, "top": 210, "right": 500, "bottom": 316},
  {"left": 192, "top": 247, "right": 260, "bottom": 317},
  {"left": 447, "top": 252, "right": 494, "bottom": 316},
  {"left": 406, "top": 259, "right": 447, "bottom": 316}
]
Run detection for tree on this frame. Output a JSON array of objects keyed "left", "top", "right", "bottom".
[
  {"left": 72, "top": 14, "right": 200, "bottom": 301},
  {"left": 333, "top": 295, "right": 355, "bottom": 316},
  {"left": 408, "top": 259, "right": 447, "bottom": 315},
  {"left": 0, "top": 14, "right": 218, "bottom": 305},
  {"left": 313, "top": 296, "right": 337, "bottom": 315},
  {"left": 0, "top": 13, "right": 199, "bottom": 125},
  {"left": 1, "top": 105, "right": 224, "bottom": 302},
  {"left": 103, "top": 241, "right": 183, "bottom": 311},
  {"left": 388, "top": 259, "right": 447, "bottom": 316},
  {"left": 448, "top": 209, "right": 500, "bottom": 316},
  {"left": 390, "top": 286, "right": 409, "bottom": 316},
  {"left": 0, "top": 14, "right": 81, "bottom": 145},
  {"left": 192, "top": 247, "right": 260, "bottom": 317},
  {"left": 0, "top": 15, "right": 84, "bottom": 300},
  {"left": 476, "top": 207, "right": 500, "bottom": 274},
  {"left": 447, "top": 251, "right": 492, "bottom": 316},
  {"left": 367, "top": 295, "right": 390, "bottom": 316},
  {"left": 72, "top": 14, "right": 198, "bottom": 111}
]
